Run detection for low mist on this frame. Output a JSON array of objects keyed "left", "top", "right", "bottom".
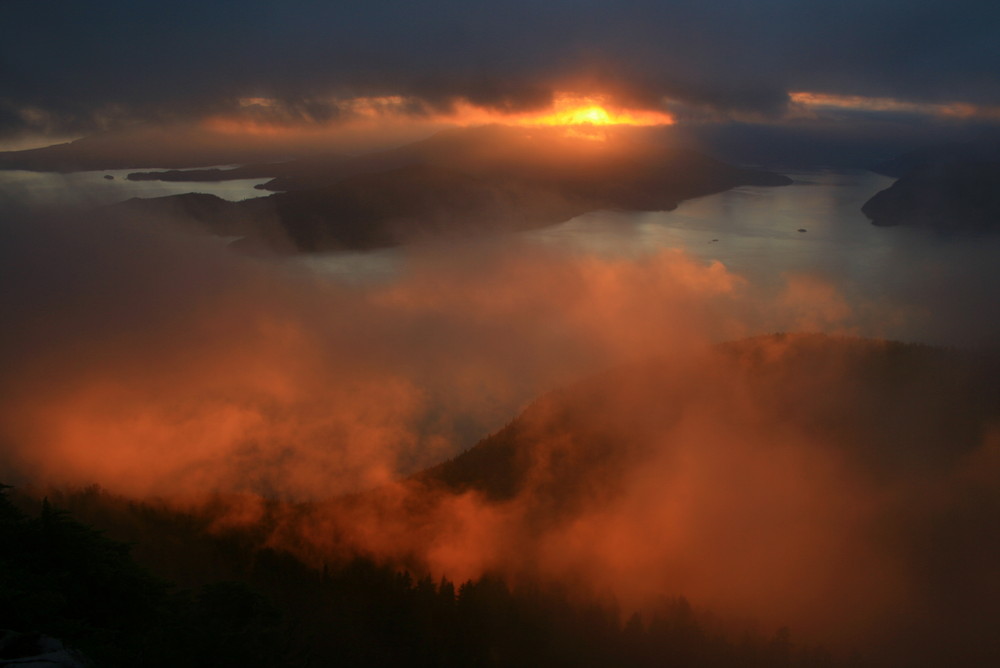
[
  {"left": 1, "top": 204, "right": 997, "bottom": 665},
  {"left": 0, "top": 203, "right": 779, "bottom": 497}
]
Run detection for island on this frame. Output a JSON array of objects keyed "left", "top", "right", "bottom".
[
  {"left": 110, "top": 125, "right": 792, "bottom": 253},
  {"left": 862, "top": 159, "right": 1000, "bottom": 231}
]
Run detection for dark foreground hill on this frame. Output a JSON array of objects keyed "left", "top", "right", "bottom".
[
  {"left": 109, "top": 126, "right": 791, "bottom": 252},
  {"left": 416, "top": 334, "right": 1000, "bottom": 666},
  {"left": 5, "top": 484, "right": 839, "bottom": 668},
  {"left": 420, "top": 334, "right": 1000, "bottom": 500},
  {"left": 7, "top": 335, "right": 999, "bottom": 666}
]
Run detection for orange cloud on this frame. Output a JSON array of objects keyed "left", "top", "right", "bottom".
[
  {"left": 196, "top": 333, "right": 998, "bottom": 661},
  {"left": 790, "top": 91, "right": 1000, "bottom": 121},
  {"left": 451, "top": 92, "right": 675, "bottom": 128},
  {"left": 200, "top": 92, "right": 673, "bottom": 146},
  {"left": 9, "top": 208, "right": 997, "bottom": 663}
]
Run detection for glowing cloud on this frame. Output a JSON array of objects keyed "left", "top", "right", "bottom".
[
  {"left": 199, "top": 92, "right": 674, "bottom": 141},
  {"left": 440, "top": 93, "right": 675, "bottom": 136},
  {"left": 790, "top": 91, "right": 1000, "bottom": 121},
  {"left": 504, "top": 93, "right": 675, "bottom": 128}
]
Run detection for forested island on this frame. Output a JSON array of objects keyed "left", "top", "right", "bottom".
[
  {"left": 863, "top": 143, "right": 1000, "bottom": 231},
  {"left": 109, "top": 126, "right": 790, "bottom": 253}
]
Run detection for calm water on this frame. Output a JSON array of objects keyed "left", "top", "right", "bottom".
[
  {"left": 0, "top": 168, "right": 271, "bottom": 208},
  {"left": 524, "top": 171, "right": 1000, "bottom": 345},
  {"left": 528, "top": 171, "right": 902, "bottom": 281},
  {"left": 308, "top": 170, "right": 1000, "bottom": 345},
  {"left": 3, "top": 166, "right": 997, "bottom": 345}
]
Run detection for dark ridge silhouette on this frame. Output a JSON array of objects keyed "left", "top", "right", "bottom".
[
  {"left": 264, "top": 163, "right": 593, "bottom": 251},
  {"left": 862, "top": 160, "right": 1000, "bottom": 231},
  {"left": 418, "top": 334, "right": 1000, "bottom": 500},
  {"left": 409, "top": 335, "right": 1000, "bottom": 666},
  {"left": 110, "top": 125, "right": 791, "bottom": 253},
  {"left": 112, "top": 165, "right": 589, "bottom": 252},
  {"left": 116, "top": 191, "right": 245, "bottom": 226},
  {"left": 6, "top": 335, "right": 1000, "bottom": 666},
  {"left": 110, "top": 192, "right": 297, "bottom": 253},
  {"left": 0, "top": 485, "right": 290, "bottom": 667},
  {"left": 5, "top": 485, "right": 840, "bottom": 668}
]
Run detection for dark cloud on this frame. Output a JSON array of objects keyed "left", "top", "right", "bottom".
[{"left": 2, "top": 0, "right": 999, "bottom": 139}]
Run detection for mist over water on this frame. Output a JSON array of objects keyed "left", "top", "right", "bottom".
[
  {"left": 3, "top": 0, "right": 999, "bottom": 662},
  {"left": 2, "top": 165, "right": 999, "bottom": 665},
  {"left": 546, "top": 171, "right": 899, "bottom": 273},
  {"left": 9, "top": 163, "right": 998, "bottom": 347},
  {"left": 303, "top": 169, "right": 1000, "bottom": 346}
]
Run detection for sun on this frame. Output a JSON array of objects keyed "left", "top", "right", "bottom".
[
  {"left": 525, "top": 94, "right": 673, "bottom": 128},
  {"left": 552, "top": 104, "right": 613, "bottom": 126},
  {"left": 442, "top": 92, "right": 674, "bottom": 131}
]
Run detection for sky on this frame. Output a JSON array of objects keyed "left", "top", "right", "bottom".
[{"left": 3, "top": 0, "right": 1000, "bottom": 155}]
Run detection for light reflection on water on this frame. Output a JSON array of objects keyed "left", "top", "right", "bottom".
[
  {"left": 0, "top": 168, "right": 272, "bottom": 207},
  {"left": 524, "top": 171, "right": 901, "bottom": 281},
  {"left": 299, "top": 169, "right": 998, "bottom": 346},
  {"left": 5, "top": 165, "right": 996, "bottom": 345},
  {"left": 302, "top": 171, "right": 903, "bottom": 286},
  {"left": 302, "top": 170, "right": 989, "bottom": 285}
]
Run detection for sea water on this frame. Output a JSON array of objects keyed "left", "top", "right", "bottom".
[
  {"left": 3, "top": 166, "right": 997, "bottom": 345},
  {"left": 0, "top": 167, "right": 272, "bottom": 208}
]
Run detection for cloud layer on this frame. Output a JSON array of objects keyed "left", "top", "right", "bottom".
[
  {"left": 0, "top": 205, "right": 746, "bottom": 497},
  {"left": 2, "top": 198, "right": 998, "bottom": 664},
  {"left": 2, "top": 0, "right": 999, "bottom": 141}
]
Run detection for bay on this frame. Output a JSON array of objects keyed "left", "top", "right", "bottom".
[{"left": 0, "top": 167, "right": 272, "bottom": 208}]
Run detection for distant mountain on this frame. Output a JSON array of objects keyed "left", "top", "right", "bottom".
[
  {"left": 113, "top": 164, "right": 591, "bottom": 252},
  {"left": 862, "top": 160, "right": 1000, "bottom": 231},
  {"left": 110, "top": 125, "right": 791, "bottom": 252}
]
